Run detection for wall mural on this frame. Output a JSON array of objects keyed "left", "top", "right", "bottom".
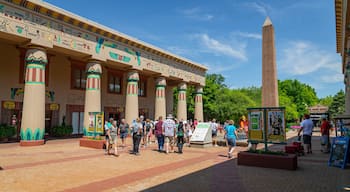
[{"left": 0, "top": 2, "right": 205, "bottom": 85}]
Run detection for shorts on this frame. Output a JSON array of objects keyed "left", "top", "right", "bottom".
[
  {"left": 212, "top": 131, "right": 217, "bottom": 137},
  {"left": 227, "top": 138, "right": 236, "bottom": 147},
  {"left": 120, "top": 132, "right": 128, "bottom": 139},
  {"left": 303, "top": 135, "right": 311, "bottom": 144},
  {"left": 109, "top": 135, "right": 117, "bottom": 145},
  {"left": 165, "top": 136, "right": 175, "bottom": 145}
]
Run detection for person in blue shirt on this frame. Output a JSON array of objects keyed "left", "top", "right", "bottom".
[{"left": 224, "top": 120, "right": 238, "bottom": 158}]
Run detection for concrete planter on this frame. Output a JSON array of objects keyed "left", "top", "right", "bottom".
[
  {"left": 237, "top": 151, "right": 297, "bottom": 170},
  {"left": 79, "top": 138, "right": 105, "bottom": 149}
]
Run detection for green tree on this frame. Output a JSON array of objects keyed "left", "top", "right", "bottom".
[
  {"left": 328, "top": 90, "right": 345, "bottom": 118},
  {"left": 279, "top": 92, "right": 298, "bottom": 122},
  {"left": 239, "top": 86, "right": 262, "bottom": 106},
  {"left": 279, "top": 79, "right": 318, "bottom": 118},
  {"left": 215, "top": 88, "right": 256, "bottom": 123},
  {"left": 202, "top": 74, "right": 227, "bottom": 121},
  {"left": 319, "top": 95, "right": 333, "bottom": 107}
]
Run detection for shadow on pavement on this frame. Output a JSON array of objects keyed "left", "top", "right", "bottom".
[{"left": 142, "top": 157, "right": 246, "bottom": 192}]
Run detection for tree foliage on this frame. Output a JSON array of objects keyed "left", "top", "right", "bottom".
[
  {"left": 172, "top": 74, "right": 345, "bottom": 124},
  {"left": 278, "top": 79, "right": 318, "bottom": 119},
  {"left": 328, "top": 90, "right": 345, "bottom": 118}
]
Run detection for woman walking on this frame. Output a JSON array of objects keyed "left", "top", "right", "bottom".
[
  {"left": 108, "top": 120, "right": 119, "bottom": 156},
  {"left": 225, "top": 120, "right": 238, "bottom": 158}
]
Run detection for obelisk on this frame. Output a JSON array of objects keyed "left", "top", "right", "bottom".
[{"left": 262, "top": 17, "right": 279, "bottom": 107}]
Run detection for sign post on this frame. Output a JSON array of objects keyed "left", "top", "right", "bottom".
[
  {"left": 328, "top": 137, "right": 350, "bottom": 169},
  {"left": 190, "top": 123, "right": 212, "bottom": 148},
  {"left": 247, "top": 107, "right": 286, "bottom": 151},
  {"left": 88, "top": 112, "right": 104, "bottom": 138}
]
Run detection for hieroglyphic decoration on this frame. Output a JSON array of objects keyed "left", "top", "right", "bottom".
[
  {"left": 11, "top": 88, "right": 55, "bottom": 101},
  {"left": 0, "top": 2, "right": 205, "bottom": 84}
]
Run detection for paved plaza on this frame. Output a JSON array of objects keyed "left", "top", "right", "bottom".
[{"left": 0, "top": 130, "right": 349, "bottom": 192}]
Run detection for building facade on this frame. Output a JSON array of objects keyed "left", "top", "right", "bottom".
[
  {"left": 0, "top": 0, "right": 207, "bottom": 145},
  {"left": 335, "top": 0, "right": 350, "bottom": 114}
]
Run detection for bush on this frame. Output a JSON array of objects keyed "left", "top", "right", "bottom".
[
  {"left": 51, "top": 125, "right": 73, "bottom": 137},
  {"left": 0, "top": 124, "right": 16, "bottom": 138}
]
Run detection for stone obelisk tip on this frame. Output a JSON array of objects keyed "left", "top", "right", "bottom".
[{"left": 263, "top": 17, "right": 272, "bottom": 27}]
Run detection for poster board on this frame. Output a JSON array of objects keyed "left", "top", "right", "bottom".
[
  {"left": 266, "top": 108, "right": 286, "bottom": 143},
  {"left": 328, "top": 137, "right": 350, "bottom": 169},
  {"left": 248, "top": 110, "right": 264, "bottom": 142},
  {"left": 190, "top": 123, "right": 212, "bottom": 144},
  {"left": 247, "top": 107, "right": 286, "bottom": 145},
  {"left": 88, "top": 112, "right": 104, "bottom": 136}
]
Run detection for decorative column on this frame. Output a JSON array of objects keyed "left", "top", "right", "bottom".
[
  {"left": 177, "top": 82, "right": 187, "bottom": 121},
  {"left": 154, "top": 77, "right": 166, "bottom": 120},
  {"left": 125, "top": 71, "right": 139, "bottom": 125},
  {"left": 20, "top": 46, "right": 47, "bottom": 146},
  {"left": 194, "top": 86, "right": 204, "bottom": 122},
  {"left": 83, "top": 60, "right": 102, "bottom": 136}
]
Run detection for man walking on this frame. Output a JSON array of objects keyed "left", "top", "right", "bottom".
[{"left": 162, "top": 114, "right": 176, "bottom": 154}]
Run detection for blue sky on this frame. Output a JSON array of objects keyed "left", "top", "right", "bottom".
[{"left": 44, "top": 0, "right": 343, "bottom": 98}]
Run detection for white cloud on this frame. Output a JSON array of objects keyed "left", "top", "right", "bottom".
[
  {"left": 203, "top": 62, "right": 237, "bottom": 74},
  {"left": 320, "top": 73, "right": 344, "bottom": 83},
  {"left": 195, "top": 34, "right": 247, "bottom": 61},
  {"left": 180, "top": 7, "right": 214, "bottom": 21},
  {"left": 244, "top": 2, "right": 271, "bottom": 16},
  {"left": 232, "top": 31, "right": 262, "bottom": 40},
  {"left": 279, "top": 40, "right": 342, "bottom": 83}
]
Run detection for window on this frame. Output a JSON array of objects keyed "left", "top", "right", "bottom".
[
  {"left": 108, "top": 71, "right": 122, "bottom": 94},
  {"left": 71, "top": 61, "right": 86, "bottom": 90},
  {"left": 138, "top": 78, "right": 147, "bottom": 97}
]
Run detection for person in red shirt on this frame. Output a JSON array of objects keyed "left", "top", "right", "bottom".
[{"left": 320, "top": 118, "right": 332, "bottom": 153}]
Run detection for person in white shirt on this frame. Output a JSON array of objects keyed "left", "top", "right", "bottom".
[
  {"left": 162, "top": 114, "right": 176, "bottom": 154},
  {"left": 298, "top": 114, "right": 314, "bottom": 154}
]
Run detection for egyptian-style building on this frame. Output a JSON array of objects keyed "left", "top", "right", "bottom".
[
  {"left": 335, "top": 0, "right": 350, "bottom": 114},
  {"left": 0, "top": 0, "right": 207, "bottom": 145}
]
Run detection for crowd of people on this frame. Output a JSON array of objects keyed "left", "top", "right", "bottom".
[
  {"left": 104, "top": 113, "right": 333, "bottom": 159},
  {"left": 103, "top": 114, "right": 246, "bottom": 158},
  {"left": 104, "top": 114, "right": 200, "bottom": 156}
]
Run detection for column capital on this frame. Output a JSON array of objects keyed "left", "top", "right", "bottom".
[
  {"left": 127, "top": 70, "right": 139, "bottom": 82},
  {"left": 155, "top": 77, "right": 166, "bottom": 87},
  {"left": 25, "top": 47, "right": 48, "bottom": 67},
  {"left": 195, "top": 86, "right": 203, "bottom": 94},
  {"left": 86, "top": 60, "right": 102, "bottom": 75},
  {"left": 178, "top": 82, "right": 187, "bottom": 91}
]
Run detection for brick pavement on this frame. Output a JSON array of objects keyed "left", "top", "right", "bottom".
[{"left": 0, "top": 131, "right": 349, "bottom": 192}]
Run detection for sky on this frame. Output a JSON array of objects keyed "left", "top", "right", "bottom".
[{"left": 44, "top": 0, "right": 343, "bottom": 98}]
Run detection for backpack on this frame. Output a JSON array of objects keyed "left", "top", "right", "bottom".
[
  {"left": 146, "top": 123, "right": 152, "bottom": 132},
  {"left": 177, "top": 124, "right": 184, "bottom": 137},
  {"left": 211, "top": 123, "right": 217, "bottom": 133}
]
